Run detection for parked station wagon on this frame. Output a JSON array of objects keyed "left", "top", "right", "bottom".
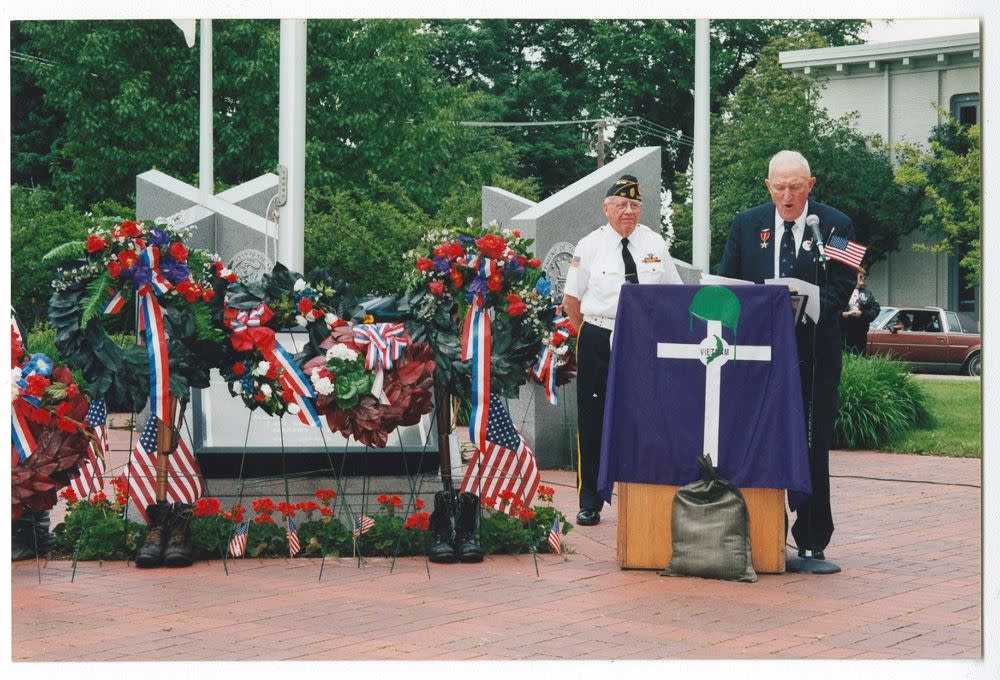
[{"left": 866, "top": 306, "right": 981, "bottom": 376}]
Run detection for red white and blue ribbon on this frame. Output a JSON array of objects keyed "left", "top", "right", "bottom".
[
  {"left": 533, "top": 314, "right": 574, "bottom": 406},
  {"left": 137, "top": 246, "right": 173, "bottom": 424},
  {"left": 461, "top": 257, "right": 495, "bottom": 451},
  {"left": 225, "top": 303, "right": 321, "bottom": 428},
  {"left": 102, "top": 290, "right": 126, "bottom": 315},
  {"left": 352, "top": 323, "right": 408, "bottom": 372},
  {"left": 11, "top": 404, "right": 37, "bottom": 464}
]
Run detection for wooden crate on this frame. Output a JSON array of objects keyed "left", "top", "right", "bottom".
[{"left": 616, "top": 482, "right": 786, "bottom": 573}]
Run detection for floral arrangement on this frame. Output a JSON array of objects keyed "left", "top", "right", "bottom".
[
  {"left": 46, "top": 216, "right": 234, "bottom": 414},
  {"left": 400, "top": 222, "right": 577, "bottom": 402},
  {"left": 11, "top": 329, "right": 100, "bottom": 518}
]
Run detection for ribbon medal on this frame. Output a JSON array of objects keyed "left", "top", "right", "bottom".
[{"left": 759, "top": 228, "right": 771, "bottom": 249}]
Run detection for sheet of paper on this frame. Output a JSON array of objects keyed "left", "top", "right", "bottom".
[{"left": 766, "top": 277, "right": 820, "bottom": 323}]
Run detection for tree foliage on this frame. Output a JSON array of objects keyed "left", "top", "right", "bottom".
[
  {"left": 895, "top": 113, "right": 982, "bottom": 283},
  {"left": 669, "top": 34, "right": 923, "bottom": 268}
]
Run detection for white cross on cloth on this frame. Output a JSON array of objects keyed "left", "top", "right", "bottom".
[{"left": 656, "top": 319, "right": 771, "bottom": 467}]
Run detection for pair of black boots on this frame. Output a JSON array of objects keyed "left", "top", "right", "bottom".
[
  {"left": 135, "top": 502, "right": 194, "bottom": 568},
  {"left": 11, "top": 511, "right": 55, "bottom": 561},
  {"left": 428, "top": 490, "right": 483, "bottom": 563}
]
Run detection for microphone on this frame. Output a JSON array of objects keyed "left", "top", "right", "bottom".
[{"left": 805, "top": 215, "right": 827, "bottom": 267}]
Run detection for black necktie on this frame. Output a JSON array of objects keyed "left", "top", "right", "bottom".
[
  {"left": 621, "top": 237, "right": 638, "bottom": 283},
  {"left": 779, "top": 221, "right": 797, "bottom": 277}
]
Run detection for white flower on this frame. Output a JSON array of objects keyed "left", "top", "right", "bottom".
[
  {"left": 311, "top": 368, "right": 335, "bottom": 396},
  {"left": 325, "top": 312, "right": 340, "bottom": 326},
  {"left": 11, "top": 367, "right": 22, "bottom": 401},
  {"left": 466, "top": 216, "right": 476, "bottom": 227},
  {"left": 254, "top": 361, "right": 271, "bottom": 376},
  {"left": 232, "top": 382, "right": 243, "bottom": 395},
  {"left": 287, "top": 403, "right": 301, "bottom": 415},
  {"left": 295, "top": 315, "right": 308, "bottom": 327},
  {"left": 260, "top": 384, "right": 273, "bottom": 398},
  {"left": 326, "top": 343, "right": 358, "bottom": 362},
  {"left": 293, "top": 278, "right": 307, "bottom": 292}
]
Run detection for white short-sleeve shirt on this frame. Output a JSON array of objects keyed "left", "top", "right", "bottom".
[{"left": 563, "top": 223, "right": 683, "bottom": 319}]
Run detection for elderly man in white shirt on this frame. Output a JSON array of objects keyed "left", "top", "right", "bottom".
[{"left": 561, "top": 174, "right": 683, "bottom": 526}]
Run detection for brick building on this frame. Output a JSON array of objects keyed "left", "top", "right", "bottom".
[{"left": 779, "top": 32, "right": 981, "bottom": 315}]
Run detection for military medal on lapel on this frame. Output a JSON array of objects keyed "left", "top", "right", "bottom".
[
  {"left": 802, "top": 240, "right": 813, "bottom": 252},
  {"left": 759, "top": 228, "right": 771, "bottom": 249}
]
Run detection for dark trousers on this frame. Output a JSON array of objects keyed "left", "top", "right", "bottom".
[
  {"left": 575, "top": 322, "right": 611, "bottom": 512},
  {"left": 842, "top": 316, "right": 868, "bottom": 354},
  {"left": 791, "top": 321, "right": 842, "bottom": 552}
]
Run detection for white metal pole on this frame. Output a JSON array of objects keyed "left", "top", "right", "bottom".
[
  {"left": 277, "top": 19, "right": 307, "bottom": 272},
  {"left": 199, "top": 19, "right": 213, "bottom": 196},
  {"left": 692, "top": 18, "right": 711, "bottom": 273}
]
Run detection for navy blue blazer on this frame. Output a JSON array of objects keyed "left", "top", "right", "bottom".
[{"left": 717, "top": 201, "right": 856, "bottom": 333}]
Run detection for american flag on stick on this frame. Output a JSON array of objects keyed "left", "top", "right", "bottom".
[
  {"left": 126, "top": 416, "right": 203, "bottom": 522},
  {"left": 825, "top": 234, "right": 867, "bottom": 270},
  {"left": 70, "top": 398, "right": 108, "bottom": 498},
  {"left": 547, "top": 514, "right": 562, "bottom": 556},
  {"left": 460, "top": 394, "right": 540, "bottom": 516},
  {"left": 287, "top": 517, "right": 300, "bottom": 556},
  {"left": 228, "top": 520, "right": 249, "bottom": 558},
  {"left": 353, "top": 514, "right": 375, "bottom": 538}
]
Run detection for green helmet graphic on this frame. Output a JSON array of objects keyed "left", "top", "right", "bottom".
[{"left": 689, "top": 286, "right": 741, "bottom": 342}]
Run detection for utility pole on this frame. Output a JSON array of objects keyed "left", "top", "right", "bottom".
[
  {"left": 692, "top": 19, "right": 711, "bottom": 273},
  {"left": 595, "top": 120, "right": 606, "bottom": 168}
]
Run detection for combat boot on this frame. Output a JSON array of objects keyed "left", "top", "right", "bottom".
[
  {"left": 427, "top": 490, "right": 456, "bottom": 563},
  {"left": 135, "top": 502, "right": 171, "bottom": 568},
  {"left": 454, "top": 491, "right": 484, "bottom": 563},
  {"left": 163, "top": 503, "right": 195, "bottom": 567}
]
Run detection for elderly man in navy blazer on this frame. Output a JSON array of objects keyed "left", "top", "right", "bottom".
[{"left": 717, "top": 150, "right": 856, "bottom": 570}]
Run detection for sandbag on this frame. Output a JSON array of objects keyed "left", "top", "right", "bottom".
[{"left": 660, "top": 455, "right": 757, "bottom": 582}]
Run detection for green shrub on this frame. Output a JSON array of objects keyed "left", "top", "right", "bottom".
[
  {"left": 53, "top": 496, "right": 146, "bottom": 561},
  {"left": 834, "top": 353, "right": 932, "bottom": 449}
]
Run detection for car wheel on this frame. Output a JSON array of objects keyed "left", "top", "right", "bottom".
[{"left": 965, "top": 352, "right": 981, "bottom": 377}]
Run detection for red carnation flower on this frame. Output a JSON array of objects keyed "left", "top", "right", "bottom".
[
  {"left": 528, "top": 258, "right": 542, "bottom": 268},
  {"left": 487, "top": 272, "right": 504, "bottom": 292},
  {"left": 266, "top": 364, "right": 279, "bottom": 380},
  {"left": 416, "top": 257, "right": 434, "bottom": 272},
  {"left": 517, "top": 255, "right": 527, "bottom": 266},
  {"left": 232, "top": 362, "right": 245, "bottom": 376},
  {"left": 428, "top": 280, "right": 444, "bottom": 296},
  {"left": 254, "top": 393, "right": 266, "bottom": 402},
  {"left": 86, "top": 234, "right": 108, "bottom": 254},
  {"left": 201, "top": 288, "right": 215, "bottom": 302},
  {"left": 475, "top": 233, "right": 507, "bottom": 259},
  {"left": 169, "top": 242, "right": 188, "bottom": 262},
  {"left": 444, "top": 242, "right": 465, "bottom": 259},
  {"left": 107, "top": 260, "right": 122, "bottom": 278},
  {"left": 120, "top": 220, "right": 142, "bottom": 238},
  {"left": 450, "top": 268, "right": 464, "bottom": 288},
  {"left": 297, "top": 298, "right": 314, "bottom": 315},
  {"left": 507, "top": 301, "right": 527, "bottom": 317},
  {"left": 118, "top": 250, "right": 137, "bottom": 270},
  {"left": 25, "top": 374, "right": 50, "bottom": 398}
]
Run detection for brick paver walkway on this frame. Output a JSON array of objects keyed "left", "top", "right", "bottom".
[{"left": 12, "top": 450, "right": 980, "bottom": 661}]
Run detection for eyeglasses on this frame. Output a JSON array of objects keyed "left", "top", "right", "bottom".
[
  {"left": 768, "top": 183, "right": 807, "bottom": 194},
  {"left": 607, "top": 199, "right": 642, "bottom": 212}
]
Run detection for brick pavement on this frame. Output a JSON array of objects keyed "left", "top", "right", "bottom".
[{"left": 12, "top": 450, "right": 981, "bottom": 661}]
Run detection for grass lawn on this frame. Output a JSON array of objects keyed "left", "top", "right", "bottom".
[{"left": 882, "top": 377, "right": 981, "bottom": 458}]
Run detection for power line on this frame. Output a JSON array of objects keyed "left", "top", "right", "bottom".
[{"left": 459, "top": 115, "right": 696, "bottom": 147}]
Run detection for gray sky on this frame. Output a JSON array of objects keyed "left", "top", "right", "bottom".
[{"left": 862, "top": 18, "right": 980, "bottom": 43}]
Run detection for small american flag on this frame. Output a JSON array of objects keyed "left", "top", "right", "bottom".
[
  {"left": 70, "top": 398, "right": 108, "bottom": 498},
  {"left": 353, "top": 514, "right": 375, "bottom": 538},
  {"left": 547, "top": 515, "right": 562, "bottom": 556},
  {"left": 126, "top": 416, "right": 204, "bottom": 522},
  {"left": 228, "top": 520, "right": 249, "bottom": 558},
  {"left": 287, "top": 517, "right": 300, "bottom": 556},
  {"left": 460, "top": 395, "right": 540, "bottom": 516},
  {"left": 825, "top": 234, "right": 867, "bottom": 270}
]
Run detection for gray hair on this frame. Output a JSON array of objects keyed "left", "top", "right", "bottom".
[{"left": 768, "top": 150, "right": 811, "bottom": 177}]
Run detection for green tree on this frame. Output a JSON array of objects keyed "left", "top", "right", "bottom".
[
  {"left": 669, "top": 34, "right": 923, "bottom": 267},
  {"left": 895, "top": 114, "right": 981, "bottom": 283},
  {"left": 427, "top": 19, "right": 868, "bottom": 201}
]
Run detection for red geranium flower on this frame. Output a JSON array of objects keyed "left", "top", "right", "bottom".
[
  {"left": 169, "top": 242, "right": 188, "bottom": 262},
  {"left": 254, "top": 515, "right": 275, "bottom": 524},
  {"left": 377, "top": 494, "right": 389, "bottom": 505},
  {"left": 428, "top": 280, "right": 444, "bottom": 296},
  {"left": 315, "top": 488, "right": 337, "bottom": 504},
  {"left": 416, "top": 257, "right": 434, "bottom": 272},
  {"left": 475, "top": 234, "right": 507, "bottom": 259},
  {"left": 86, "top": 234, "right": 108, "bottom": 254},
  {"left": 415, "top": 498, "right": 425, "bottom": 510},
  {"left": 319, "top": 507, "right": 333, "bottom": 517},
  {"left": 59, "top": 487, "right": 79, "bottom": 504},
  {"left": 92, "top": 491, "right": 108, "bottom": 504},
  {"left": 389, "top": 495, "right": 402, "bottom": 509}
]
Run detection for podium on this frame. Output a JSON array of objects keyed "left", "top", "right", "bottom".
[
  {"left": 599, "top": 285, "right": 813, "bottom": 574},
  {"left": 617, "top": 483, "right": 785, "bottom": 572}
]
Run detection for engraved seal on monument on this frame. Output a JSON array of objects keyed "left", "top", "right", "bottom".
[
  {"left": 541, "top": 241, "right": 576, "bottom": 301},
  {"left": 229, "top": 248, "right": 275, "bottom": 283}
]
